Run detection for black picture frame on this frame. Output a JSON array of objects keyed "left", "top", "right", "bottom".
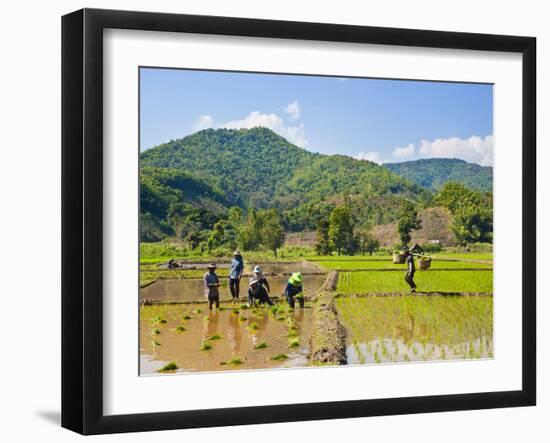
[{"left": 62, "top": 8, "right": 536, "bottom": 435}]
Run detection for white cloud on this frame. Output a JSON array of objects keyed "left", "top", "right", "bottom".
[
  {"left": 221, "top": 111, "right": 308, "bottom": 148},
  {"left": 419, "top": 135, "right": 493, "bottom": 166},
  {"left": 284, "top": 100, "right": 301, "bottom": 121},
  {"left": 354, "top": 151, "right": 382, "bottom": 164},
  {"left": 193, "top": 114, "right": 214, "bottom": 131},
  {"left": 392, "top": 143, "right": 415, "bottom": 159}
]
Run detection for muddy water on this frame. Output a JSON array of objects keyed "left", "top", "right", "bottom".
[
  {"left": 346, "top": 336, "right": 493, "bottom": 364},
  {"left": 140, "top": 303, "right": 312, "bottom": 374},
  {"left": 140, "top": 273, "right": 327, "bottom": 303}
]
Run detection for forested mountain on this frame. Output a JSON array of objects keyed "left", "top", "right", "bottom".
[
  {"left": 139, "top": 127, "right": 423, "bottom": 241},
  {"left": 384, "top": 158, "right": 493, "bottom": 192},
  {"left": 140, "top": 128, "right": 315, "bottom": 208}
]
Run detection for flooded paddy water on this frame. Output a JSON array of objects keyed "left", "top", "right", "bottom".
[
  {"left": 140, "top": 303, "right": 313, "bottom": 374},
  {"left": 140, "top": 262, "right": 327, "bottom": 303},
  {"left": 336, "top": 295, "right": 493, "bottom": 364}
]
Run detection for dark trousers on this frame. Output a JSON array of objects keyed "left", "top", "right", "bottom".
[
  {"left": 229, "top": 278, "right": 240, "bottom": 299},
  {"left": 405, "top": 271, "right": 416, "bottom": 290},
  {"left": 286, "top": 293, "right": 305, "bottom": 309},
  {"left": 248, "top": 293, "right": 273, "bottom": 307},
  {"left": 208, "top": 295, "right": 220, "bottom": 310}
]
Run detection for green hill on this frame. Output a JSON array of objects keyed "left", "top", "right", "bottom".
[
  {"left": 139, "top": 127, "right": 424, "bottom": 240},
  {"left": 140, "top": 127, "right": 316, "bottom": 208},
  {"left": 383, "top": 158, "right": 493, "bottom": 192}
]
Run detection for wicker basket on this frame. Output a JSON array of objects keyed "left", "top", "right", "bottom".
[
  {"left": 418, "top": 257, "right": 432, "bottom": 270},
  {"left": 393, "top": 252, "right": 406, "bottom": 264}
]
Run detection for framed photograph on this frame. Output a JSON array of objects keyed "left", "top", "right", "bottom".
[{"left": 62, "top": 8, "right": 536, "bottom": 435}]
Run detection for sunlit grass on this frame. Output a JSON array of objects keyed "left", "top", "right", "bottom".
[
  {"left": 315, "top": 259, "right": 491, "bottom": 270},
  {"left": 337, "top": 270, "right": 493, "bottom": 293}
]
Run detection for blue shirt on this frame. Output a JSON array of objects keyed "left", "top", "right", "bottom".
[
  {"left": 285, "top": 282, "right": 303, "bottom": 297},
  {"left": 229, "top": 257, "right": 244, "bottom": 279}
]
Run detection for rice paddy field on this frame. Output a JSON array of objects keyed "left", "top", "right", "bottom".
[
  {"left": 337, "top": 270, "right": 493, "bottom": 294},
  {"left": 336, "top": 295, "right": 493, "bottom": 363},
  {"left": 139, "top": 252, "right": 494, "bottom": 372},
  {"left": 313, "top": 259, "right": 492, "bottom": 270}
]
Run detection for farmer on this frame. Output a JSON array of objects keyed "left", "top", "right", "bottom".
[
  {"left": 252, "top": 265, "right": 270, "bottom": 293},
  {"left": 404, "top": 243, "right": 424, "bottom": 293},
  {"left": 204, "top": 263, "right": 220, "bottom": 310},
  {"left": 229, "top": 250, "right": 244, "bottom": 300},
  {"left": 248, "top": 278, "right": 273, "bottom": 307},
  {"left": 285, "top": 272, "right": 304, "bottom": 309}
]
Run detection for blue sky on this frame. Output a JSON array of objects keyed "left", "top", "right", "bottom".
[{"left": 140, "top": 68, "right": 494, "bottom": 166}]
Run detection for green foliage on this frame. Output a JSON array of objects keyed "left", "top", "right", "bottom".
[
  {"left": 397, "top": 200, "right": 422, "bottom": 246},
  {"left": 435, "top": 182, "right": 492, "bottom": 245},
  {"left": 328, "top": 206, "right": 355, "bottom": 255},
  {"left": 384, "top": 158, "right": 493, "bottom": 192},
  {"left": 157, "top": 361, "right": 179, "bottom": 373},
  {"left": 140, "top": 128, "right": 423, "bottom": 244},
  {"left": 315, "top": 219, "right": 331, "bottom": 255}
]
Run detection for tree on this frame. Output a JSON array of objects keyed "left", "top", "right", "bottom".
[
  {"left": 452, "top": 202, "right": 493, "bottom": 245},
  {"left": 357, "top": 231, "right": 380, "bottom": 255},
  {"left": 315, "top": 219, "right": 332, "bottom": 255},
  {"left": 328, "top": 206, "right": 354, "bottom": 255},
  {"left": 257, "top": 209, "right": 285, "bottom": 256},
  {"left": 397, "top": 200, "right": 422, "bottom": 247}
]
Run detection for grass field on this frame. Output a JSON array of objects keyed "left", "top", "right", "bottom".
[
  {"left": 337, "top": 270, "right": 493, "bottom": 293},
  {"left": 435, "top": 253, "right": 493, "bottom": 261},
  {"left": 314, "top": 259, "right": 491, "bottom": 270},
  {"left": 336, "top": 295, "right": 493, "bottom": 362}
]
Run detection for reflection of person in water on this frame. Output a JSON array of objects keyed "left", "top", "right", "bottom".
[
  {"left": 203, "top": 309, "right": 219, "bottom": 339},
  {"left": 227, "top": 311, "right": 242, "bottom": 354}
]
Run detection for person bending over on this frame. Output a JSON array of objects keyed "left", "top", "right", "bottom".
[
  {"left": 248, "top": 278, "right": 273, "bottom": 307},
  {"left": 285, "top": 272, "right": 304, "bottom": 308}
]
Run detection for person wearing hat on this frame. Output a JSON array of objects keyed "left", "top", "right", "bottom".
[
  {"left": 228, "top": 250, "right": 244, "bottom": 300},
  {"left": 252, "top": 265, "right": 270, "bottom": 293},
  {"left": 404, "top": 244, "right": 423, "bottom": 292},
  {"left": 248, "top": 277, "right": 273, "bottom": 307},
  {"left": 204, "top": 263, "right": 221, "bottom": 309},
  {"left": 285, "top": 272, "right": 304, "bottom": 308}
]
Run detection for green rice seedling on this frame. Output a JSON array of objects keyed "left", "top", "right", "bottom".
[
  {"left": 220, "top": 357, "right": 243, "bottom": 366},
  {"left": 239, "top": 304, "right": 249, "bottom": 310},
  {"left": 200, "top": 341, "right": 212, "bottom": 351},
  {"left": 218, "top": 306, "right": 226, "bottom": 311},
  {"left": 194, "top": 308, "right": 202, "bottom": 315},
  {"left": 288, "top": 338, "right": 300, "bottom": 348},
  {"left": 239, "top": 315, "right": 248, "bottom": 322},
  {"left": 157, "top": 361, "right": 178, "bottom": 373},
  {"left": 232, "top": 309, "right": 240, "bottom": 315},
  {"left": 374, "top": 350, "right": 381, "bottom": 363},
  {"left": 207, "top": 334, "right": 222, "bottom": 341},
  {"left": 174, "top": 325, "right": 186, "bottom": 333},
  {"left": 203, "top": 316, "right": 210, "bottom": 323},
  {"left": 254, "top": 341, "right": 268, "bottom": 349},
  {"left": 276, "top": 315, "right": 286, "bottom": 321},
  {"left": 271, "top": 354, "right": 288, "bottom": 361},
  {"left": 247, "top": 322, "right": 259, "bottom": 331},
  {"left": 182, "top": 314, "right": 192, "bottom": 320},
  {"left": 150, "top": 316, "right": 167, "bottom": 325},
  {"left": 151, "top": 328, "right": 161, "bottom": 335},
  {"left": 287, "top": 330, "right": 298, "bottom": 338},
  {"left": 151, "top": 339, "right": 161, "bottom": 348}
]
